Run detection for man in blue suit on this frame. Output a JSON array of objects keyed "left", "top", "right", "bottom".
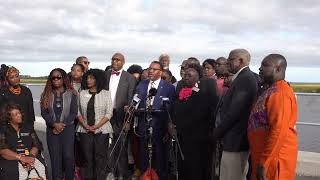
[{"left": 135, "top": 61, "right": 175, "bottom": 180}]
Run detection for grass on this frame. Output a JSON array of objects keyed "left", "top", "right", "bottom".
[
  {"left": 21, "top": 79, "right": 47, "bottom": 84},
  {"left": 290, "top": 83, "right": 320, "bottom": 93}
]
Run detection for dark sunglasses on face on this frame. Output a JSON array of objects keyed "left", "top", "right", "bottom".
[{"left": 51, "top": 76, "right": 62, "bottom": 81}]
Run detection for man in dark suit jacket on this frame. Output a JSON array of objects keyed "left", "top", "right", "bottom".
[
  {"left": 213, "top": 49, "right": 258, "bottom": 180},
  {"left": 104, "top": 52, "right": 136, "bottom": 179},
  {"left": 135, "top": 61, "right": 175, "bottom": 180}
]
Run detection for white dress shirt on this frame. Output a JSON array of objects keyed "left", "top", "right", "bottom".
[
  {"left": 147, "top": 78, "right": 161, "bottom": 106},
  {"left": 232, "top": 66, "right": 248, "bottom": 82},
  {"left": 109, "top": 69, "right": 123, "bottom": 108}
]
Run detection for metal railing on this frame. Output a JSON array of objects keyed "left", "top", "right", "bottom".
[{"left": 297, "top": 122, "right": 320, "bottom": 126}]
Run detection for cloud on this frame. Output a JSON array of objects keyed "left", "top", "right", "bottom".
[{"left": 0, "top": 0, "right": 319, "bottom": 67}]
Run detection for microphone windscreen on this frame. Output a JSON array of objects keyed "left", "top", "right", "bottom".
[{"left": 149, "top": 88, "right": 157, "bottom": 96}]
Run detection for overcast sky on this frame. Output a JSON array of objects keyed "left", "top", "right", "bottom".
[{"left": 1, "top": 0, "right": 319, "bottom": 76}]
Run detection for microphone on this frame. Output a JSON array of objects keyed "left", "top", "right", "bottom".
[
  {"left": 161, "top": 97, "right": 170, "bottom": 109},
  {"left": 132, "top": 94, "right": 141, "bottom": 109},
  {"left": 147, "top": 88, "right": 157, "bottom": 98}
]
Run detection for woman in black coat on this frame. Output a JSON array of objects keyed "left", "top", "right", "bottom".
[{"left": 171, "top": 64, "right": 218, "bottom": 180}]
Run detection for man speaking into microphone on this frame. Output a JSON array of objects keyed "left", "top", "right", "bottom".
[{"left": 135, "top": 61, "right": 175, "bottom": 180}]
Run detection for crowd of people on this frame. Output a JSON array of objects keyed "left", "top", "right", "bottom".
[{"left": 0, "top": 49, "right": 298, "bottom": 180}]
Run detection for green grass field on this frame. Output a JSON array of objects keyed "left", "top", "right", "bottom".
[
  {"left": 290, "top": 83, "right": 320, "bottom": 93},
  {"left": 21, "top": 79, "right": 47, "bottom": 84}
]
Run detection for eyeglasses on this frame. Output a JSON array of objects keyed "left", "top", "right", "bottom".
[
  {"left": 80, "top": 61, "right": 90, "bottom": 65},
  {"left": 148, "top": 68, "right": 161, "bottom": 71},
  {"left": 51, "top": 76, "right": 62, "bottom": 81},
  {"left": 111, "top": 58, "right": 121, "bottom": 61}
]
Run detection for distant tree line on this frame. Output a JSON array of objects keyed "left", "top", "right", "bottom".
[{"left": 20, "top": 75, "right": 48, "bottom": 79}]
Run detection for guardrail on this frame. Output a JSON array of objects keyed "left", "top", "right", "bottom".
[
  {"left": 297, "top": 122, "right": 320, "bottom": 126},
  {"left": 295, "top": 92, "right": 320, "bottom": 96}
]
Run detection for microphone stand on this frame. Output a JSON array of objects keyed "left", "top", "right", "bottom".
[
  {"left": 141, "top": 87, "right": 159, "bottom": 179},
  {"left": 146, "top": 94, "right": 154, "bottom": 175},
  {"left": 108, "top": 100, "right": 138, "bottom": 178},
  {"left": 164, "top": 102, "right": 184, "bottom": 180}
]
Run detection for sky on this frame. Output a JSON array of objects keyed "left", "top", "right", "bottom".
[{"left": 1, "top": 0, "right": 320, "bottom": 82}]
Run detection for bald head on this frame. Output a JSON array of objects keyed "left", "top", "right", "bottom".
[
  {"left": 229, "top": 49, "right": 251, "bottom": 65},
  {"left": 112, "top": 52, "right": 125, "bottom": 61},
  {"left": 111, "top": 52, "right": 125, "bottom": 71},
  {"left": 259, "top": 54, "right": 287, "bottom": 84},
  {"left": 265, "top": 54, "right": 287, "bottom": 70},
  {"left": 227, "top": 49, "right": 251, "bottom": 73}
]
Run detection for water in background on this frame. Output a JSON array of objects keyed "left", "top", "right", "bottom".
[{"left": 3, "top": 61, "right": 320, "bottom": 83}]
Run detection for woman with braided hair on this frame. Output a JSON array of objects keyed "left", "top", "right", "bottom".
[
  {"left": 40, "top": 68, "right": 78, "bottom": 180},
  {"left": 0, "top": 65, "right": 36, "bottom": 128}
]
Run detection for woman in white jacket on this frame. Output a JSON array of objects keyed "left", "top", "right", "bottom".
[{"left": 76, "top": 69, "right": 113, "bottom": 180}]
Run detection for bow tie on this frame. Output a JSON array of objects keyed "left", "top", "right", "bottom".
[{"left": 111, "top": 71, "right": 120, "bottom": 76}]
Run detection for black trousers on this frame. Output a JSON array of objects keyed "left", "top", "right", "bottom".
[
  {"left": 78, "top": 133, "right": 109, "bottom": 180},
  {"left": 178, "top": 140, "right": 209, "bottom": 180},
  {"left": 47, "top": 125, "right": 74, "bottom": 180}
]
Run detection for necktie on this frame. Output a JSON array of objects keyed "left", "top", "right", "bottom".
[
  {"left": 151, "top": 81, "right": 155, "bottom": 89},
  {"left": 111, "top": 70, "right": 120, "bottom": 76},
  {"left": 146, "top": 81, "right": 156, "bottom": 109}
]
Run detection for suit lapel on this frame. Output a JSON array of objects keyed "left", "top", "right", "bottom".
[
  {"left": 105, "top": 70, "right": 111, "bottom": 90},
  {"left": 115, "top": 71, "right": 126, "bottom": 108},
  {"left": 153, "top": 79, "right": 164, "bottom": 108},
  {"left": 140, "top": 80, "right": 149, "bottom": 108}
]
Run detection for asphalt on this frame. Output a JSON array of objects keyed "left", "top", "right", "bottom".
[
  {"left": 296, "top": 177, "right": 320, "bottom": 180},
  {"left": 34, "top": 123, "right": 319, "bottom": 180}
]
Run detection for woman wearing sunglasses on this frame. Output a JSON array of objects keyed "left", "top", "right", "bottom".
[{"left": 40, "top": 68, "right": 78, "bottom": 180}]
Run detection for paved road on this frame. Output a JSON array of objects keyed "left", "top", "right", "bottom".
[
  {"left": 296, "top": 176, "right": 320, "bottom": 180},
  {"left": 34, "top": 129, "right": 318, "bottom": 180},
  {"left": 29, "top": 85, "right": 320, "bottom": 153}
]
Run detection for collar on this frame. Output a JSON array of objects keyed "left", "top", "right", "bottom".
[
  {"left": 111, "top": 68, "right": 123, "bottom": 76},
  {"left": 232, "top": 66, "right": 248, "bottom": 81},
  {"left": 192, "top": 82, "right": 200, "bottom": 92},
  {"left": 149, "top": 78, "right": 161, "bottom": 87}
]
